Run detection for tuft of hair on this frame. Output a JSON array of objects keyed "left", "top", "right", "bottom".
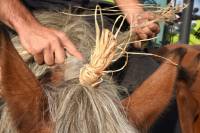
[{"left": 44, "top": 76, "right": 137, "bottom": 133}]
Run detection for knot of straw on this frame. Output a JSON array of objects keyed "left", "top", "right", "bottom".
[{"left": 79, "top": 29, "right": 117, "bottom": 87}]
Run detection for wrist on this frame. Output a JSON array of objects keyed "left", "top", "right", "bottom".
[
  {"left": 0, "top": 0, "right": 37, "bottom": 31},
  {"left": 0, "top": 0, "right": 40, "bottom": 34},
  {"left": 12, "top": 15, "right": 40, "bottom": 34},
  {"left": 115, "top": 0, "right": 144, "bottom": 24}
]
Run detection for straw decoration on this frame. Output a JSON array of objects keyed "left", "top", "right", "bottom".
[{"left": 79, "top": 6, "right": 118, "bottom": 87}]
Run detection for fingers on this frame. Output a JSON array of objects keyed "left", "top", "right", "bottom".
[
  {"left": 149, "top": 23, "right": 160, "bottom": 33},
  {"left": 34, "top": 52, "right": 44, "bottom": 65},
  {"left": 44, "top": 46, "right": 54, "bottom": 66},
  {"left": 42, "top": 38, "right": 66, "bottom": 65},
  {"left": 19, "top": 24, "right": 83, "bottom": 66},
  {"left": 36, "top": 33, "right": 82, "bottom": 66},
  {"left": 135, "top": 22, "right": 160, "bottom": 39},
  {"left": 142, "top": 27, "right": 154, "bottom": 37},
  {"left": 135, "top": 26, "right": 156, "bottom": 40},
  {"left": 56, "top": 32, "right": 83, "bottom": 61},
  {"left": 133, "top": 12, "right": 160, "bottom": 40},
  {"left": 142, "top": 26, "right": 158, "bottom": 39},
  {"left": 34, "top": 43, "right": 65, "bottom": 65},
  {"left": 54, "top": 43, "right": 65, "bottom": 64},
  {"left": 137, "top": 33, "right": 148, "bottom": 40}
]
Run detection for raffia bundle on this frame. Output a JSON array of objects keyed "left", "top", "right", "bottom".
[{"left": 0, "top": 3, "right": 185, "bottom": 133}]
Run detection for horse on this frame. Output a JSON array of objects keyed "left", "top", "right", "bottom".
[
  {"left": 151, "top": 44, "right": 200, "bottom": 133},
  {"left": 0, "top": 9, "right": 199, "bottom": 133}
]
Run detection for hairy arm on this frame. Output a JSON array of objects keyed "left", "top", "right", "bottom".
[
  {"left": 115, "top": 0, "right": 143, "bottom": 24},
  {"left": 0, "top": 0, "right": 83, "bottom": 65},
  {"left": 0, "top": 0, "right": 39, "bottom": 30},
  {"left": 115, "top": 0, "right": 160, "bottom": 40}
]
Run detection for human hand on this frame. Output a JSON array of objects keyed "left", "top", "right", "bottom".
[
  {"left": 132, "top": 12, "right": 160, "bottom": 40},
  {"left": 17, "top": 24, "right": 83, "bottom": 65}
]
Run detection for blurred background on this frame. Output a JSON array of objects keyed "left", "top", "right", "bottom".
[
  {"left": 103, "top": 0, "right": 200, "bottom": 46},
  {"left": 143, "top": 0, "right": 200, "bottom": 46}
]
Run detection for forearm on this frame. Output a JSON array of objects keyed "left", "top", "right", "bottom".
[
  {"left": 115, "top": 0, "right": 144, "bottom": 24},
  {"left": 0, "top": 0, "right": 39, "bottom": 32}
]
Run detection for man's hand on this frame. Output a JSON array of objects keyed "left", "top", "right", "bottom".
[
  {"left": 0, "top": 0, "right": 83, "bottom": 66},
  {"left": 115, "top": 0, "right": 160, "bottom": 40},
  {"left": 133, "top": 12, "right": 160, "bottom": 40},
  {"left": 18, "top": 24, "right": 83, "bottom": 65}
]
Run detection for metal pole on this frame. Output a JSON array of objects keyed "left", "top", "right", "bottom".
[{"left": 179, "top": 0, "right": 194, "bottom": 44}]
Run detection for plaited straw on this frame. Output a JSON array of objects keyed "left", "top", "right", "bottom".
[
  {"left": 79, "top": 6, "right": 117, "bottom": 87},
  {"left": 79, "top": 29, "right": 117, "bottom": 87}
]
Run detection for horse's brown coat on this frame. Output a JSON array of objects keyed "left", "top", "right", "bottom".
[
  {"left": 122, "top": 48, "right": 186, "bottom": 130},
  {"left": 150, "top": 44, "right": 200, "bottom": 133},
  {"left": 0, "top": 27, "right": 51, "bottom": 133}
]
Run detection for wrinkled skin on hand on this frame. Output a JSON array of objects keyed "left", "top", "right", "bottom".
[
  {"left": 18, "top": 23, "right": 83, "bottom": 65},
  {"left": 133, "top": 12, "right": 160, "bottom": 40}
]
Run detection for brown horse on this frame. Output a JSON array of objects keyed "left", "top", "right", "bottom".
[{"left": 153, "top": 44, "right": 200, "bottom": 133}]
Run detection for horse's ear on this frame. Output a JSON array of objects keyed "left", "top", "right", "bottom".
[{"left": 0, "top": 27, "right": 47, "bottom": 132}]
